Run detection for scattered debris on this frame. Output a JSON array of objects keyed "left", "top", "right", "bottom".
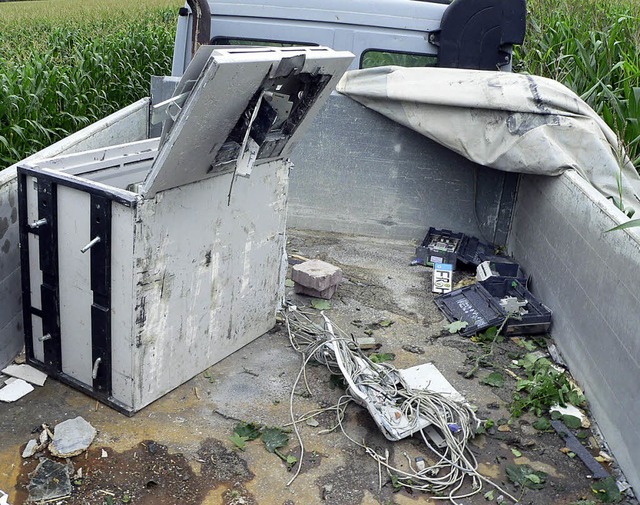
[
  {"left": 310, "top": 299, "right": 332, "bottom": 311},
  {"left": 22, "top": 440, "right": 38, "bottom": 458},
  {"left": 591, "top": 476, "right": 623, "bottom": 503},
  {"left": 505, "top": 463, "right": 547, "bottom": 489},
  {"left": 444, "top": 320, "right": 469, "bottom": 334},
  {"left": 282, "top": 307, "right": 520, "bottom": 503},
  {"left": 0, "top": 378, "right": 34, "bottom": 402},
  {"left": 432, "top": 262, "right": 453, "bottom": 294},
  {"left": 0, "top": 489, "right": 9, "bottom": 505},
  {"left": 550, "top": 403, "right": 591, "bottom": 428},
  {"left": 551, "top": 420, "right": 609, "bottom": 479},
  {"left": 26, "top": 458, "right": 73, "bottom": 503},
  {"left": 547, "top": 342, "right": 567, "bottom": 366},
  {"left": 1, "top": 364, "right": 47, "bottom": 386},
  {"left": 292, "top": 259, "right": 342, "bottom": 300},
  {"left": 482, "top": 371, "right": 505, "bottom": 388},
  {"left": 49, "top": 416, "right": 97, "bottom": 458},
  {"left": 355, "top": 337, "right": 378, "bottom": 350},
  {"left": 401, "top": 344, "right": 424, "bottom": 355},
  {"left": 101, "top": 449, "right": 108, "bottom": 458}
]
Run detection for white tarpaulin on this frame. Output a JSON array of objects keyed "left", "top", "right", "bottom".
[{"left": 336, "top": 66, "right": 640, "bottom": 214}]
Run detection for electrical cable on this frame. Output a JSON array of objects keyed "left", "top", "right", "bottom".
[{"left": 282, "top": 305, "right": 520, "bottom": 504}]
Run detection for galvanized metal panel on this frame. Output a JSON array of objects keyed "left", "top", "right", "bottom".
[
  {"left": 57, "top": 186, "right": 93, "bottom": 385},
  {"left": 509, "top": 171, "right": 640, "bottom": 496},
  {"left": 144, "top": 47, "right": 353, "bottom": 196},
  {"left": 109, "top": 203, "right": 136, "bottom": 407},
  {"left": 0, "top": 99, "right": 150, "bottom": 370},
  {"left": 132, "top": 160, "right": 289, "bottom": 410},
  {"left": 288, "top": 94, "right": 517, "bottom": 244}
]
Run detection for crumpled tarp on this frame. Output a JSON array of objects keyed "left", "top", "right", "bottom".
[{"left": 336, "top": 66, "right": 640, "bottom": 214}]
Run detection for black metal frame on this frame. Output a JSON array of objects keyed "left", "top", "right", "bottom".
[{"left": 17, "top": 166, "right": 135, "bottom": 416}]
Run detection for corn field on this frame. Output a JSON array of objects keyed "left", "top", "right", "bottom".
[
  {"left": 0, "top": 0, "right": 639, "bottom": 170},
  {"left": 0, "top": 0, "right": 181, "bottom": 167}
]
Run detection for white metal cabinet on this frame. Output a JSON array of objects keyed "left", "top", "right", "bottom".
[{"left": 17, "top": 46, "right": 353, "bottom": 413}]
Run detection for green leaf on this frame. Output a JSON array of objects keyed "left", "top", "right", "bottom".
[
  {"left": 444, "top": 320, "right": 469, "bottom": 334},
  {"left": 533, "top": 417, "right": 552, "bottom": 431},
  {"left": 229, "top": 433, "right": 248, "bottom": 450},
  {"left": 562, "top": 414, "right": 583, "bottom": 430},
  {"left": 369, "top": 352, "right": 395, "bottom": 363},
  {"left": 505, "top": 464, "right": 547, "bottom": 490},
  {"left": 105, "top": 496, "right": 114, "bottom": 505},
  {"left": 511, "top": 448, "right": 523, "bottom": 458},
  {"left": 525, "top": 473, "right": 541, "bottom": 484},
  {"left": 591, "top": 477, "right": 623, "bottom": 503},
  {"left": 310, "top": 299, "right": 332, "bottom": 310},
  {"left": 482, "top": 372, "right": 505, "bottom": 388},
  {"left": 606, "top": 218, "right": 640, "bottom": 232},
  {"left": 284, "top": 279, "right": 295, "bottom": 287},
  {"left": 234, "top": 422, "right": 261, "bottom": 441},
  {"left": 484, "top": 489, "right": 495, "bottom": 500},
  {"left": 261, "top": 427, "right": 289, "bottom": 453},
  {"left": 378, "top": 319, "right": 394, "bottom": 327},
  {"left": 286, "top": 454, "right": 298, "bottom": 469}
]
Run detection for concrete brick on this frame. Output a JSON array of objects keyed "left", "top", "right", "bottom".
[
  {"left": 294, "top": 282, "right": 338, "bottom": 300},
  {"left": 291, "top": 259, "right": 342, "bottom": 291}
]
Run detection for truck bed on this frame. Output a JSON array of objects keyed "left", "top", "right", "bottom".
[{"left": 1, "top": 229, "right": 634, "bottom": 505}]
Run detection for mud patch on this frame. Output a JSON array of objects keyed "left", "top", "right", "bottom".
[{"left": 14, "top": 439, "right": 255, "bottom": 505}]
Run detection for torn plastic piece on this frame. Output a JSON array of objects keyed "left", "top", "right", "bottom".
[
  {"left": 0, "top": 489, "right": 9, "bottom": 505},
  {"left": 456, "top": 235, "right": 496, "bottom": 267},
  {"left": 550, "top": 404, "right": 590, "bottom": 429},
  {"left": 432, "top": 263, "right": 453, "bottom": 294},
  {"left": 499, "top": 296, "right": 528, "bottom": 315},
  {"left": 0, "top": 378, "right": 34, "bottom": 402},
  {"left": 448, "top": 423, "right": 462, "bottom": 434},
  {"left": 27, "top": 458, "right": 73, "bottom": 503},
  {"left": 476, "top": 260, "right": 526, "bottom": 287},
  {"left": 551, "top": 420, "right": 609, "bottom": 479}
]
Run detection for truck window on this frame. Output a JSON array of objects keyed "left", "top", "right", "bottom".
[
  {"left": 211, "top": 37, "right": 317, "bottom": 48},
  {"left": 361, "top": 50, "right": 438, "bottom": 69}
]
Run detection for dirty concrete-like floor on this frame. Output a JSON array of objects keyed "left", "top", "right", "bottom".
[{"left": 0, "top": 230, "right": 636, "bottom": 505}]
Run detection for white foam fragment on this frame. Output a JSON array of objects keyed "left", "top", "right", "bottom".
[
  {"left": 0, "top": 379, "right": 34, "bottom": 402},
  {"left": 2, "top": 364, "right": 47, "bottom": 386}
]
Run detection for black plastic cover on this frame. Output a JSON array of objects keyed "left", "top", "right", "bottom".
[
  {"left": 434, "top": 283, "right": 505, "bottom": 337},
  {"left": 481, "top": 279, "right": 552, "bottom": 336},
  {"left": 415, "top": 227, "right": 463, "bottom": 267},
  {"left": 434, "top": 0, "right": 527, "bottom": 70}
]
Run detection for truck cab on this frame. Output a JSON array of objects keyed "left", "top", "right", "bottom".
[{"left": 171, "top": 0, "right": 527, "bottom": 76}]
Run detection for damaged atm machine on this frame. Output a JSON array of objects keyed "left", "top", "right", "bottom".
[{"left": 17, "top": 46, "right": 353, "bottom": 414}]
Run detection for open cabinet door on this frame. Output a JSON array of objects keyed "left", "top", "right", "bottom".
[{"left": 141, "top": 46, "right": 354, "bottom": 197}]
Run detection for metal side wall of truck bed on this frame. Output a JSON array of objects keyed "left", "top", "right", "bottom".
[
  {"left": 288, "top": 93, "right": 518, "bottom": 243},
  {"left": 509, "top": 170, "right": 640, "bottom": 494},
  {"left": 0, "top": 99, "right": 150, "bottom": 369}
]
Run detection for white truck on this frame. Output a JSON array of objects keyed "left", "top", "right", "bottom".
[{"left": 1, "top": 0, "right": 639, "bottom": 497}]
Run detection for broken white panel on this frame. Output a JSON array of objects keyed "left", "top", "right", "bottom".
[
  {"left": 22, "top": 439, "right": 38, "bottom": 458},
  {"left": 0, "top": 489, "right": 10, "bottom": 505},
  {"left": 399, "top": 363, "right": 466, "bottom": 403},
  {"left": 2, "top": 364, "right": 47, "bottom": 386},
  {"left": 0, "top": 378, "right": 34, "bottom": 402},
  {"left": 550, "top": 403, "right": 591, "bottom": 428}
]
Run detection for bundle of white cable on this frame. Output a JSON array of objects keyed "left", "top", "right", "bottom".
[{"left": 282, "top": 306, "right": 519, "bottom": 504}]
